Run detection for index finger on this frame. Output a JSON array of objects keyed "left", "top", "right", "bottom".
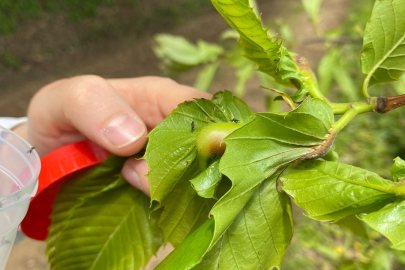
[{"left": 107, "top": 77, "right": 212, "bottom": 129}]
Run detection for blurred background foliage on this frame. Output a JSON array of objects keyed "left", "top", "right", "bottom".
[
  {"left": 0, "top": 0, "right": 213, "bottom": 73},
  {"left": 153, "top": 0, "right": 405, "bottom": 269},
  {"left": 0, "top": 0, "right": 212, "bottom": 34}
]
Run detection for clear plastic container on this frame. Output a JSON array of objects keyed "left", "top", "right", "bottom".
[{"left": 0, "top": 125, "right": 40, "bottom": 270}]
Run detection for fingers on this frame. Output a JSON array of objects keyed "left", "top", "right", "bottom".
[
  {"left": 28, "top": 75, "right": 147, "bottom": 156},
  {"left": 28, "top": 75, "right": 211, "bottom": 157},
  {"left": 121, "top": 158, "right": 150, "bottom": 196},
  {"left": 107, "top": 77, "right": 212, "bottom": 129}
]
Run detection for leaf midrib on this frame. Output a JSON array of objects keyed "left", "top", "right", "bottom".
[
  {"left": 364, "top": 30, "right": 405, "bottom": 87},
  {"left": 315, "top": 166, "right": 394, "bottom": 194},
  {"left": 89, "top": 204, "right": 137, "bottom": 270}
]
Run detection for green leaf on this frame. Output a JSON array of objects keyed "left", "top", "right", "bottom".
[
  {"left": 302, "top": 0, "right": 323, "bottom": 25},
  {"left": 366, "top": 246, "right": 393, "bottom": 270},
  {"left": 391, "top": 157, "right": 405, "bottom": 182},
  {"left": 280, "top": 160, "right": 397, "bottom": 221},
  {"left": 361, "top": 0, "right": 405, "bottom": 95},
  {"left": 194, "top": 62, "right": 219, "bottom": 92},
  {"left": 227, "top": 47, "right": 256, "bottom": 96},
  {"left": 47, "top": 155, "right": 126, "bottom": 247},
  {"left": 157, "top": 179, "right": 212, "bottom": 247},
  {"left": 47, "top": 156, "right": 163, "bottom": 270},
  {"left": 190, "top": 160, "right": 222, "bottom": 199},
  {"left": 155, "top": 219, "right": 215, "bottom": 270},
  {"left": 392, "top": 75, "right": 405, "bottom": 95},
  {"left": 146, "top": 90, "right": 254, "bottom": 204},
  {"left": 194, "top": 175, "right": 293, "bottom": 270},
  {"left": 158, "top": 173, "right": 293, "bottom": 270},
  {"left": 211, "top": 0, "right": 322, "bottom": 99},
  {"left": 318, "top": 49, "right": 359, "bottom": 100},
  {"left": 335, "top": 215, "right": 369, "bottom": 239},
  {"left": 157, "top": 97, "right": 335, "bottom": 269},
  {"left": 318, "top": 50, "right": 339, "bottom": 94},
  {"left": 361, "top": 200, "right": 405, "bottom": 250},
  {"left": 154, "top": 34, "right": 223, "bottom": 72},
  {"left": 333, "top": 60, "right": 359, "bottom": 101},
  {"left": 145, "top": 91, "right": 254, "bottom": 245},
  {"left": 213, "top": 97, "right": 334, "bottom": 237}
]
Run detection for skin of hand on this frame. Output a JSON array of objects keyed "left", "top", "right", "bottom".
[{"left": 13, "top": 75, "right": 211, "bottom": 196}]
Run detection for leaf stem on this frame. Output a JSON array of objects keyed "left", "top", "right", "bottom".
[
  {"left": 328, "top": 102, "right": 351, "bottom": 115},
  {"left": 362, "top": 81, "right": 371, "bottom": 99},
  {"left": 331, "top": 98, "right": 376, "bottom": 133}
]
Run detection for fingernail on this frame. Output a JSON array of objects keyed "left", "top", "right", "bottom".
[
  {"left": 122, "top": 165, "right": 143, "bottom": 191},
  {"left": 102, "top": 114, "right": 145, "bottom": 148}
]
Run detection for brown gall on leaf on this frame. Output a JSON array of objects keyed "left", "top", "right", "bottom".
[
  {"left": 289, "top": 54, "right": 313, "bottom": 90},
  {"left": 293, "top": 54, "right": 310, "bottom": 70},
  {"left": 374, "top": 94, "right": 405, "bottom": 114}
]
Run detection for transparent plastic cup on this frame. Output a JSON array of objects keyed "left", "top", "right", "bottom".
[{"left": 0, "top": 125, "right": 40, "bottom": 270}]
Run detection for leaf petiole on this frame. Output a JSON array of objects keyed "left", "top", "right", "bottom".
[
  {"left": 260, "top": 86, "right": 296, "bottom": 110},
  {"left": 328, "top": 102, "right": 351, "bottom": 115},
  {"left": 331, "top": 98, "right": 376, "bottom": 133}
]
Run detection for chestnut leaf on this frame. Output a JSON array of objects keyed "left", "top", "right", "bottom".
[
  {"left": 211, "top": 0, "right": 319, "bottom": 98},
  {"left": 391, "top": 157, "right": 405, "bottom": 182},
  {"left": 281, "top": 160, "right": 397, "bottom": 221},
  {"left": 47, "top": 156, "right": 163, "bottom": 270},
  {"left": 145, "top": 90, "right": 254, "bottom": 246},
  {"left": 362, "top": 200, "right": 405, "bottom": 250},
  {"left": 156, "top": 97, "right": 336, "bottom": 270},
  {"left": 361, "top": 0, "right": 405, "bottom": 91}
]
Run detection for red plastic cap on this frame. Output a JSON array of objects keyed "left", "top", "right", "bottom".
[{"left": 21, "top": 140, "right": 110, "bottom": 240}]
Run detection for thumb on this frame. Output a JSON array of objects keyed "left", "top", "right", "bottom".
[{"left": 28, "top": 75, "right": 147, "bottom": 156}]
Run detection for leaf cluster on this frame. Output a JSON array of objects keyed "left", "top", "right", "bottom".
[{"left": 46, "top": 0, "right": 405, "bottom": 270}]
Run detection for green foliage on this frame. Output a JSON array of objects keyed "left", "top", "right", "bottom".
[
  {"left": 47, "top": 0, "right": 405, "bottom": 269},
  {"left": 281, "top": 160, "right": 396, "bottom": 221},
  {"left": 47, "top": 155, "right": 162, "bottom": 270},
  {"left": 194, "top": 62, "right": 219, "bottom": 92},
  {"left": 227, "top": 46, "right": 256, "bottom": 96},
  {"left": 2, "top": 50, "right": 21, "bottom": 69},
  {"left": 154, "top": 34, "right": 223, "bottom": 73},
  {"left": 212, "top": 0, "right": 320, "bottom": 99},
  {"left": 391, "top": 157, "right": 405, "bottom": 182},
  {"left": 361, "top": 0, "right": 405, "bottom": 96},
  {"left": 190, "top": 160, "right": 221, "bottom": 199},
  {"left": 152, "top": 96, "right": 334, "bottom": 269},
  {"left": 362, "top": 200, "right": 405, "bottom": 250},
  {"left": 145, "top": 91, "right": 253, "bottom": 247},
  {"left": 318, "top": 49, "right": 339, "bottom": 95},
  {"left": 0, "top": 0, "right": 211, "bottom": 35},
  {"left": 335, "top": 109, "right": 405, "bottom": 178},
  {"left": 301, "top": 0, "right": 323, "bottom": 26},
  {"left": 0, "top": 0, "right": 42, "bottom": 34}
]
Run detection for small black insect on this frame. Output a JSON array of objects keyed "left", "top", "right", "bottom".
[
  {"left": 231, "top": 118, "right": 240, "bottom": 123},
  {"left": 191, "top": 121, "right": 195, "bottom": 132},
  {"left": 27, "top": 146, "right": 36, "bottom": 154}
]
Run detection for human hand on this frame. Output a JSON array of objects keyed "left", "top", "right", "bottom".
[{"left": 19, "top": 75, "right": 211, "bottom": 196}]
